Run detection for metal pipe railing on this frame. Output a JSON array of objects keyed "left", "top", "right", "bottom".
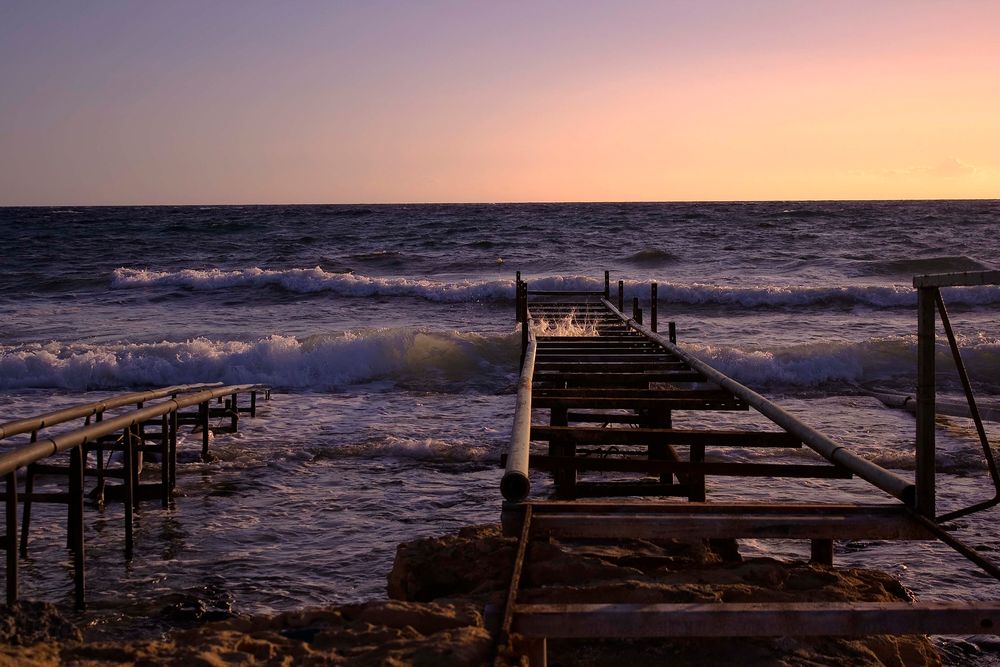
[
  {"left": 600, "top": 297, "right": 916, "bottom": 505},
  {"left": 503, "top": 320, "right": 537, "bottom": 502},
  {"left": 0, "top": 384, "right": 262, "bottom": 478},
  {"left": 0, "top": 383, "right": 223, "bottom": 441}
]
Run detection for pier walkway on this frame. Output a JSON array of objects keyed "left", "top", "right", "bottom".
[
  {"left": 498, "top": 270, "right": 1000, "bottom": 664},
  {"left": 0, "top": 383, "right": 269, "bottom": 609}
]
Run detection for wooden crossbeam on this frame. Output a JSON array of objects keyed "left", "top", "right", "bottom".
[
  {"left": 532, "top": 388, "right": 731, "bottom": 400},
  {"left": 534, "top": 371, "right": 704, "bottom": 386},
  {"left": 533, "top": 396, "right": 747, "bottom": 410},
  {"left": 530, "top": 425, "right": 801, "bottom": 448},
  {"left": 529, "top": 510, "right": 931, "bottom": 541},
  {"left": 527, "top": 455, "right": 850, "bottom": 479},
  {"left": 510, "top": 601, "right": 1000, "bottom": 638},
  {"left": 535, "top": 362, "right": 689, "bottom": 372}
]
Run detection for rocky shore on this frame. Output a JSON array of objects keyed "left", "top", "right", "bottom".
[{"left": 1, "top": 525, "right": 945, "bottom": 666}]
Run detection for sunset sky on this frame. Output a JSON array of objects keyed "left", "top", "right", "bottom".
[{"left": 1, "top": 1, "right": 998, "bottom": 205}]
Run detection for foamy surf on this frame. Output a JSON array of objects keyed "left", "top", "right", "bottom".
[
  {"left": 111, "top": 267, "right": 1000, "bottom": 308},
  {"left": 0, "top": 329, "right": 520, "bottom": 392}
]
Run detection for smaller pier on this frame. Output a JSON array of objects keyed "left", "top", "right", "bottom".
[
  {"left": 0, "top": 383, "right": 270, "bottom": 609},
  {"left": 498, "top": 270, "right": 1000, "bottom": 663}
]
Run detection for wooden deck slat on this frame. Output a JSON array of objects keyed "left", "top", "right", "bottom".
[
  {"left": 510, "top": 601, "right": 997, "bottom": 638},
  {"left": 532, "top": 396, "right": 747, "bottom": 410},
  {"left": 530, "top": 425, "right": 801, "bottom": 448},
  {"left": 527, "top": 455, "right": 851, "bottom": 479},
  {"left": 530, "top": 512, "right": 930, "bottom": 541}
]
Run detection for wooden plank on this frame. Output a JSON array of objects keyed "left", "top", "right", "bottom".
[
  {"left": 528, "top": 455, "right": 851, "bottom": 479},
  {"left": 526, "top": 501, "right": 908, "bottom": 515},
  {"left": 530, "top": 425, "right": 801, "bottom": 448},
  {"left": 913, "top": 270, "right": 1000, "bottom": 288},
  {"left": 532, "top": 397, "right": 747, "bottom": 410},
  {"left": 532, "top": 388, "right": 731, "bottom": 400},
  {"left": 530, "top": 512, "right": 933, "bottom": 541},
  {"left": 533, "top": 373, "right": 705, "bottom": 387},
  {"left": 511, "top": 601, "right": 1000, "bottom": 638},
  {"left": 535, "top": 362, "right": 689, "bottom": 372},
  {"left": 534, "top": 354, "right": 679, "bottom": 362}
]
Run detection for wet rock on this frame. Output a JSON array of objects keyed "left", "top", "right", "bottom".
[{"left": 0, "top": 601, "right": 81, "bottom": 646}]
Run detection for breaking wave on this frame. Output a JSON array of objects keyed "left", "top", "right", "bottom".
[
  {"left": 683, "top": 335, "right": 1000, "bottom": 389},
  {"left": 111, "top": 268, "right": 1000, "bottom": 308},
  {"left": 0, "top": 329, "right": 520, "bottom": 392}
]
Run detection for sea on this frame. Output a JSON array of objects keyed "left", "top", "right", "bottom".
[{"left": 1, "top": 201, "right": 999, "bottom": 658}]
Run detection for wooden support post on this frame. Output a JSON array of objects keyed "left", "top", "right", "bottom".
[
  {"left": 811, "top": 539, "right": 834, "bottom": 566},
  {"left": 689, "top": 441, "right": 706, "bottom": 502},
  {"left": 200, "top": 401, "right": 211, "bottom": 461},
  {"left": 650, "top": 282, "right": 658, "bottom": 332},
  {"left": 229, "top": 394, "right": 239, "bottom": 431},
  {"left": 123, "top": 427, "right": 135, "bottom": 560},
  {"left": 5, "top": 472, "right": 18, "bottom": 606},
  {"left": 69, "top": 446, "right": 86, "bottom": 609},
  {"left": 250, "top": 390, "right": 257, "bottom": 418},
  {"left": 169, "top": 410, "right": 179, "bottom": 493},
  {"left": 916, "top": 286, "right": 936, "bottom": 517},
  {"left": 632, "top": 296, "right": 639, "bottom": 320},
  {"left": 160, "top": 414, "right": 170, "bottom": 508},
  {"left": 550, "top": 408, "right": 575, "bottom": 498},
  {"left": 604, "top": 271, "right": 610, "bottom": 299},
  {"left": 19, "top": 463, "right": 34, "bottom": 557},
  {"left": 618, "top": 280, "right": 624, "bottom": 312},
  {"left": 669, "top": 321, "right": 676, "bottom": 344}
]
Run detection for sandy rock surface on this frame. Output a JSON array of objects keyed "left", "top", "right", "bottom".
[{"left": 1, "top": 524, "right": 944, "bottom": 666}]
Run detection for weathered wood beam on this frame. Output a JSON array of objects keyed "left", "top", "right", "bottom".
[
  {"left": 527, "top": 455, "right": 850, "bottom": 479},
  {"left": 532, "top": 396, "right": 747, "bottom": 410},
  {"left": 510, "top": 601, "right": 1000, "bottom": 638},
  {"left": 530, "top": 425, "right": 801, "bottom": 448},
  {"left": 530, "top": 512, "right": 932, "bottom": 541}
]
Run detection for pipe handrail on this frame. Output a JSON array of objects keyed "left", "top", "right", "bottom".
[
  {"left": 0, "top": 383, "right": 225, "bottom": 441},
  {"left": 525, "top": 290, "right": 605, "bottom": 296},
  {"left": 0, "top": 384, "right": 263, "bottom": 477},
  {"left": 502, "top": 318, "right": 537, "bottom": 501},
  {"left": 600, "top": 297, "right": 916, "bottom": 506}
]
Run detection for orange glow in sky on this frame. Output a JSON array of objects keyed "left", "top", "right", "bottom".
[{"left": 1, "top": 1, "right": 998, "bottom": 204}]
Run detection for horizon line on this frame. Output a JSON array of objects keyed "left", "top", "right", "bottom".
[{"left": 3, "top": 196, "right": 999, "bottom": 208}]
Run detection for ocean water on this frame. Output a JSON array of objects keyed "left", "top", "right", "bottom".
[{"left": 2, "top": 202, "right": 1000, "bottom": 652}]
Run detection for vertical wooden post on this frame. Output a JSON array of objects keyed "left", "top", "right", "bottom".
[
  {"left": 19, "top": 429, "right": 37, "bottom": 557},
  {"left": 515, "top": 272, "right": 523, "bottom": 323},
  {"left": 5, "top": 472, "right": 18, "bottom": 606},
  {"left": 604, "top": 270, "right": 610, "bottom": 299},
  {"left": 632, "top": 297, "right": 639, "bottom": 320},
  {"left": 618, "top": 280, "right": 624, "bottom": 312},
  {"left": 69, "top": 445, "right": 86, "bottom": 609},
  {"left": 650, "top": 282, "right": 658, "bottom": 332},
  {"left": 229, "top": 394, "right": 239, "bottom": 431},
  {"left": 915, "top": 286, "right": 937, "bottom": 517},
  {"left": 549, "top": 408, "right": 575, "bottom": 498},
  {"left": 250, "top": 390, "right": 257, "bottom": 418},
  {"left": 520, "top": 282, "right": 529, "bottom": 369},
  {"left": 160, "top": 414, "right": 170, "bottom": 508},
  {"left": 669, "top": 321, "right": 677, "bottom": 344},
  {"left": 201, "top": 401, "right": 211, "bottom": 461},
  {"left": 123, "top": 426, "right": 135, "bottom": 560},
  {"left": 811, "top": 539, "right": 834, "bottom": 566},
  {"left": 169, "top": 410, "right": 179, "bottom": 493}
]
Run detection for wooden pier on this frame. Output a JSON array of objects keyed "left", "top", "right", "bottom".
[
  {"left": 498, "top": 270, "right": 1000, "bottom": 664},
  {"left": 0, "top": 383, "right": 270, "bottom": 609}
]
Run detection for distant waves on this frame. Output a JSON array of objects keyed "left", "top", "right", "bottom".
[{"left": 111, "top": 267, "right": 1000, "bottom": 308}]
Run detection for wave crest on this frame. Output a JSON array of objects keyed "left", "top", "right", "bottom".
[{"left": 0, "top": 329, "right": 519, "bottom": 392}]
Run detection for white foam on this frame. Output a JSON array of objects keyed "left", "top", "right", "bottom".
[
  {"left": 111, "top": 267, "right": 1000, "bottom": 307},
  {"left": 0, "top": 329, "right": 519, "bottom": 391}
]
